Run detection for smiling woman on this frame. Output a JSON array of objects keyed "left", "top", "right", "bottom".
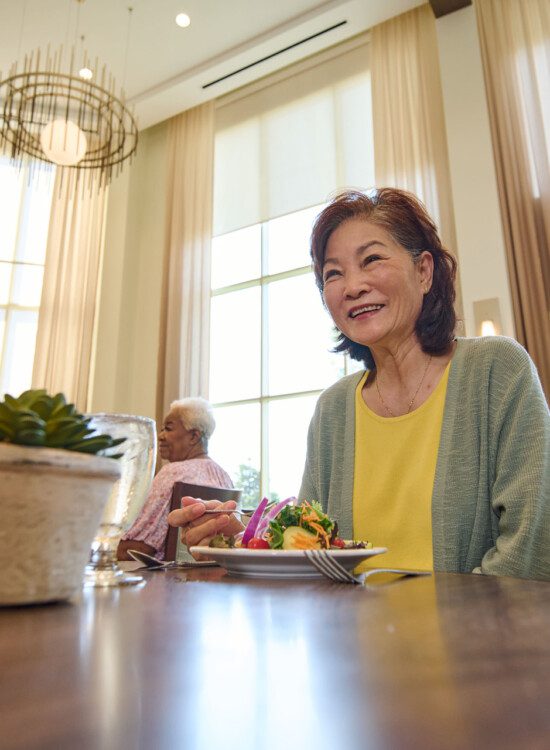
[
  {"left": 117, "top": 397, "right": 233, "bottom": 561},
  {"left": 298, "top": 187, "right": 549, "bottom": 580}
]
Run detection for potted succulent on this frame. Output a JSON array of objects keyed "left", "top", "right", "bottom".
[{"left": 0, "top": 389, "right": 124, "bottom": 605}]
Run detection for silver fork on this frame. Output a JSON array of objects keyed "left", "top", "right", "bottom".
[
  {"left": 304, "top": 549, "right": 430, "bottom": 584},
  {"left": 304, "top": 549, "right": 358, "bottom": 583},
  {"left": 127, "top": 549, "right": 218, "bottom": 570}
]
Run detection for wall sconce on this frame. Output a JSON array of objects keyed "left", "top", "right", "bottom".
[
  {"left": 480, "top": 319, "right": 496, "bottom": 336},
  {"left": 473, "top": 298, "right": 501, "bottom": 337}
]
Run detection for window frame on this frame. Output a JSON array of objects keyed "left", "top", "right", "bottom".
[
  {"left": 210, "top": 211, "right": 358, "bottom": 504},
  {"left": 0, "top": 159, "right": 54, "bottom": 394}
]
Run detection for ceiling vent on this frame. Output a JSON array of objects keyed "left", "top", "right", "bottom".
[{"left": 202, "top": 20, "right": 347, "bottom": 90}]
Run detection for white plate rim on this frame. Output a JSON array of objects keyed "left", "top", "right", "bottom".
[
  {"left": 189, "top": 545, "right": 388, "bottom": 579},
  {"left": 190, "top": 546, "right": 387, "bottom": 559}
]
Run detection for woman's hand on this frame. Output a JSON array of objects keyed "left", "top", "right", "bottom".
[{"left": 167, "top": 496, "right": 245, "bottom": 559}]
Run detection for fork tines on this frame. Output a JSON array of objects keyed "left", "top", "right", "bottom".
[{"left": 304, "top": 549, "right": 360, "bottom": 584}]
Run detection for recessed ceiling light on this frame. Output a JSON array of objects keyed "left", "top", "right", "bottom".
[
  {"left": 78, "top": 67, "right": 93, "bottom": 80},
  {"left": 175, "top": 13, "right": 191, "bottom": 28}
]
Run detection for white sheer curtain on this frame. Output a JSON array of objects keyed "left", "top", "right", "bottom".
[
  {"left": 32, "top": 172, "right": 108, "bottom": 410},
  {"left": 371, "top": 3, "right": 458, "bottom": 257},
  {"left": 156, "top": 102, "right": 215, "bottom": 425}
]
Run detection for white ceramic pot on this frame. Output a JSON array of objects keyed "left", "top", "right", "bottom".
[{"left": 0, "top": 443, "right": 121, "bottom": 605}]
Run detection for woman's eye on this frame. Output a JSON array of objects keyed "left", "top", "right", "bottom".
[
  {"left": 363, "top": 254, "right": 382, "bottom": 266},
  {"left": 323, "top": 269, "right": 341, "bottom": 283}
]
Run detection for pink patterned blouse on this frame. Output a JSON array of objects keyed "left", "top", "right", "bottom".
[{"left": 122, "top": 457, "right": 233, "bottom": 558}]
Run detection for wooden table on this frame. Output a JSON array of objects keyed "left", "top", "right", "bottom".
[{"left": 1, "top": 568, "right": 550, "bottom": 750}]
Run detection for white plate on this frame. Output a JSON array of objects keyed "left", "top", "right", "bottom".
[{"left": 189, "top": 546, "right": 388, "bottom": 579}]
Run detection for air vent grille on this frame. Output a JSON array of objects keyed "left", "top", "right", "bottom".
[{"left": 202, "top": 20, "right": 347, "bottom": 90}]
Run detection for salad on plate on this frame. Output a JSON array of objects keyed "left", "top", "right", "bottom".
[{"left": 209, "top": 497, "right": 371, "bottom": 551}]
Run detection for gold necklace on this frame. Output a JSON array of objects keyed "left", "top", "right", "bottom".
[{"left": 375, "top": 355, "right": 432, "bottom": 418}]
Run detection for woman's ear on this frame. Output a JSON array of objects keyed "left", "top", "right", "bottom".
[
  {"left": 418, "top": 251, "right": 434, "bottom": 292},
  {"left": 189, "top": 428, "right": 201, "bottom": 445}
]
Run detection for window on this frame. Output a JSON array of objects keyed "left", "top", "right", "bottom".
[
  {"left": 213, "top": 40, "right": 373, "bottom": 238},
  {"left": 210, "top": 37, "right": 372, "bottom": 506},
  {"left": 209, "top": 204, "right": 361, "bottom": 508},
  {"left": 0, "top": 159, "right": 54, "bottom": 396}
]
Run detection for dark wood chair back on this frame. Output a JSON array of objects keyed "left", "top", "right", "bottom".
[{"left": 164, "top": 482, "right": 242, "bottom": 561}]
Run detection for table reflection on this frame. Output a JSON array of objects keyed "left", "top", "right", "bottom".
[{"left": 1, "top": 571, "right": 550, "bottom": 750}]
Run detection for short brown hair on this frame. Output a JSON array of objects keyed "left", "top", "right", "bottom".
[{"left": 310, "top": 188, "right": 457, "bottom": 367}]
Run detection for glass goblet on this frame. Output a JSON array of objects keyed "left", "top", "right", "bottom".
[{"left": 84, "top": 413, "right": 156, "bottom": 587}]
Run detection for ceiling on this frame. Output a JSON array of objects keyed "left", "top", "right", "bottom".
[{"left": 0, "top": 0, "right": 427, "bottom": 131}]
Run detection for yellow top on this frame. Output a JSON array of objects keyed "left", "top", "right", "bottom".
[{"left": 353, "top": 364, "right": 450, "bottom": 571}]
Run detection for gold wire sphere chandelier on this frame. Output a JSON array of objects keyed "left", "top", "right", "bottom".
[{"left": 0, "top": 1, "right": 138, "bottom": 186}]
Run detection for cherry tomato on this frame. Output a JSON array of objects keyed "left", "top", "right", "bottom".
[
  {"left": 331, "top": 537, "right": 346, "bottom": 549},
  {"left": 247, "top": 537, "right": 270, "bottom": 549}
]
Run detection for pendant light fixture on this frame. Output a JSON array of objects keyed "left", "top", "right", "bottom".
[{"left": 0, "top": 0, "right": 138, "bottom": 186}]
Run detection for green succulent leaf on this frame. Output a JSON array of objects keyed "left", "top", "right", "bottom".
[
  {"left": 45, "top": 423, "right": 92, "bottom": 447},
  {"left": 16, "top": 414, "right": 47, "bottom": 431},
  {"left": 63, "top": 428, "right": 100, "bottom": 447},
  {"left": 31, "top": 396, "right": 55, "bottom": 421},
  {"left": 50, "top": 393, "right": 66, "bottom": 411},
  {"left": 17, "top": 389, "right": 48, "bottom": 409},
  {"left": 50, "top": 403, "right": 77, "bottom": 419},
  {"left": 44, "top": 416, "right": 82, "bottom": 434},
  {"left": 67, "top": 436, "right": 113, "bottom": 453},
  {"left": 0, "top": 420, "right": 16, "bottom": 440},
  {"left": 14, "top": 428, "right": 46, "bottom": 446},
  {"left": 0, "top": 402, "right": 15, "bottom": 421},
  {"left": 0, "top": 389, "right": 126, "bottom": 459}
]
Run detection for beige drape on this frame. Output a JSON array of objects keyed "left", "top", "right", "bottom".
[
  {"left": 156, "top": 102, "right": 215, "bottom": 425},
  {"left": 371, "top": 4, "right": 460, "bottom": 270},
  {"left": 32, "top": 172, "right": 108, "bottom": 410},
  {"left": 475, "top": 0, "right": 550, "bottom": 398}
]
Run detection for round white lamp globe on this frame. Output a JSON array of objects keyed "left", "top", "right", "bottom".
[
  {"left": 40, "top": 119, "right": 88, "bottom": 166},
  {"left": 78, "top": 67, "right": 93, "bottom": 80}
]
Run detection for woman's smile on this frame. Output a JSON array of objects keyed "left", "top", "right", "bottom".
[{"left": 348, "top": 303, "right": 385, "bottom": 320}]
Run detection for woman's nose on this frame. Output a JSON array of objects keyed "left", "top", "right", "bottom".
[{"left": 344, "top": 269, "right": 371, "bottom": 298}]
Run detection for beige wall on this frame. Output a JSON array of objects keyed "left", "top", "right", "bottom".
[
  {"left": 89, "top": 121, "right": 169, "bottom": 419},
  {"left": 436, "top": 5, "right": 514, "bottom": 338},
  {"left": 91, "top": 6, "right": 516, "bottom": 415}
]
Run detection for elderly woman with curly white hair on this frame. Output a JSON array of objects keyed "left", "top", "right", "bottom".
[{"left": 117, "top": 397, "right": 233, "bottom": 560}]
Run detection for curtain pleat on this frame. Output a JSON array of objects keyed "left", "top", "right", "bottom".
[
  {"left": 31, "top": 172, "right": 108, "bottom": 410},
  {"left": 156, "top": 102, "right": 215, "bottom": 425},
  {"left": 475, "top": 0, "right": 550, "bottom": 398}
]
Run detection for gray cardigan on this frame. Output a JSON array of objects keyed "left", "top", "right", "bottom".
[{"left": 299, "top": 337, "right": 550, "bottom": 580}]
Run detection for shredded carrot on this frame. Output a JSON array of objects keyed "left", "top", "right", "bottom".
[
  {"left": 308, "top": 521, "right": 325, "bottom": 536},
  {"left": 296, "top": 501, "right": 333, "bottom": 548}
]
